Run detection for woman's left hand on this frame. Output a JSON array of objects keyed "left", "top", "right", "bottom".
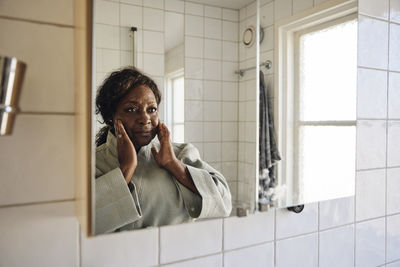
[
  {"left": 151, "top": 120, "right": 178, "bottom": 170},
  {"left": 151, "top": 120, "right": 200, "bottom": 194}
]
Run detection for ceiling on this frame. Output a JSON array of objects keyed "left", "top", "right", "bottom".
[{"left": 189, "top": 0, "right": 255, "bottom": 10}]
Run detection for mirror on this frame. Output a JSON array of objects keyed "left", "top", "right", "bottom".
[{"left": 92, "top": 0, "right": 258, "bottom": 235}]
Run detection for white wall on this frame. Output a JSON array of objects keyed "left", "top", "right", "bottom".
[{"left": 0, "top": 0, "right": 400, "bottom": 266}]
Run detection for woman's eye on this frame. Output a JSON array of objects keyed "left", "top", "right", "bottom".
[
  {"left": 126, "top": 107, "right": 137, "bottom": 112},
  {"left": 148, "top": 107, "right": 157, "bottom": 113}
]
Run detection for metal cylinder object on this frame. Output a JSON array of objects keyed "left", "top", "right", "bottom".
[{"left": 0, "top": 56, "right": 26, "bottom": 135}]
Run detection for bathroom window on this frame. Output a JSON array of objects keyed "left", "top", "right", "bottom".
[
  {"left": 274, "top": 0, "right": 358, "bottom": 207},
  {"left": 294, "top": 15, "right": 357, "bottom": 202},
  {"left": 165, "top": 69, "right": 184, "bottom": 143}
]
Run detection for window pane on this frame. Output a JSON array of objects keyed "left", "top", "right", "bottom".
[
  {"left": 173, "top": 124, "right": 184, "bottom": 143},
  {"left": 299, "top": 19, "right": 357, "bottom": 121},
  {"left": 173, "top": 77, "right": 184, "bottom": 123},
  {"left": 298, "top": 126, "right": 355, "bottom": 203}
]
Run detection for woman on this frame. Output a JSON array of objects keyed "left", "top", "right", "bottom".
[{"left": 95, "top": 67, "right": 232, "bottom": 234}]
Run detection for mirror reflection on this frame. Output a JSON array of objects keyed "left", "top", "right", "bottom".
[{"left": 92, "top": 0, "right": 258, "bottom": 235}]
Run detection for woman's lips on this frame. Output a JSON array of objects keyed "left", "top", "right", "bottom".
[{"left": 133, "top": 131, "right": 152, "bottom": 138}]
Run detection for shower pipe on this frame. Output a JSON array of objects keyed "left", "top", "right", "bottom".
[{"left": 235, "top": 60, "right": 272, "bottom": 77}]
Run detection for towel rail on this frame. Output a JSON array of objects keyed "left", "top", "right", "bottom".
[{"left": 235, "top": 60, "right": 272, "bottom": 77}]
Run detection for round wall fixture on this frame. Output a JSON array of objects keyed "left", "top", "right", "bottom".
[
  {"left": 242, "top": 26, "right": 256, "bottom": 47},
  {"left": 242, "top": 26, "right": 264, "bottom": 47}
]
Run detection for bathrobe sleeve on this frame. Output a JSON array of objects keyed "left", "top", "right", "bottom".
[
  {"left": 94, "top": 167, "right": 142, "bottom": 235},
  {"left": 175, "top": 143, "right": 232, "bottom": 218}
]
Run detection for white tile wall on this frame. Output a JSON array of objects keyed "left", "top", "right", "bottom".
[
  {"left": 356, "top": 169, "right": 386, "bottom": 221},
  {"left": 387, "top": 214, "right": 400, "bottom": 262},
  {"left": 162, "top": 254, "right": 222, "bottom": 267},
  {"left": 224, "top": 242, "right": 274, "bottom": 267},
  {"left": 160, "top": 219, "right": 222, "bottom": 263},
  {"left": 355, "top": 218, "right": 386, "bottom": 267},
  {"left": 387, "top": 167, "right": 400, "bottom": 214},
  {"left": 388, "top": 72, "right": 400, "bottom": 119},
  {"left": 276, "top": 233, "right": 318, "bottom": 267},
  {"left": 359, "top": 0, "right": 389, "bottom": 19},
  {"left": 319, "top": 197, "right": 354, "bottom": 230},
  {"left": 388, "top": 121, "right": 400, "bottom": 166},
  {"left": 319, "top": 225, "right": 354, "bottom": 267},
  {"left": 391, "top": 0, "right": 400, "bottom": 23},
  {"left": 389, "top": 23, "right": 400, "bottom": 71}
]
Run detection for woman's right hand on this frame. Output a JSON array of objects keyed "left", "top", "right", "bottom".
[{"left": 115, "top": 120, "right": 137, "bottom": 184}]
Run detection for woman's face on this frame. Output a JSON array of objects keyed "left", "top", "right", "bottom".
[{"left": 113, "top": 85, "right": 159, "bottom": 149}]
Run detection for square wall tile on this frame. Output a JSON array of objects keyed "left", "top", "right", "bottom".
[
  {"left": 185, "top": 58, "right": 203, "bottom": 79},
  {"left": 276, "top": 233, "right": 318, "bottom": 267},
  {"left": 387, "top": 214, "right": 400, "bottom": 262},
  {"left": 120, "top": 4, "right": 143, "bottom": 28},
  {"left": 185, "top": 15, "right": 204, "bottom": 37},
  {"left": 0, "top": 0, "right": 73, "bottom": 25},
  {"left": 96, "top": 24, "right": 120, "bottom": 50},
  {"left": 224, "top": 211, "right": 274, "bottom": 250},
  {"left": 246, "top": 1, "right": 257, "bottom": 18},
  {"left": 165, "top": 0, "right": 184, "bottom": 13},
  {"left": 204, "top": 122, "right": 221, "bottom": 142},
  {"left": 388, "top": 121, "right": 400, "bottom": 166},
  {"left": 185, "top": 79, "right": 203, "bottom": 100},
  {"left": 185, "top": 122, "right": 203, "bottom": 142},
  {"left": 0, "top": 202, "right": 78, "bottom": 267},
  {"left": 82, "top": 228, "right": 158, "bottom": 267},
  {"left": 185, "top": 100, "right": 203, "bottom": 121},
  {"left": 355, "top": 218, "right": 386, "bottom": 267},
  {"left": 96, "top": 49, "right": 120, "bottom": 73},
  {"left": 389, "top": 23, "right": 400, "bottom": 71},
  {"left": 162, "top": 254, "right": 222, "bottom": 267},
  {"left": 222, "top": 21, "right": 239, "bottom": 42},
  {"left": 319, "top": 197, "right": 354, "bottom": 230},
  {"left": 222, "top": 161, "right": 238, "bottom": 181},
  {"left": 95, "top": 0, "right": 119, "bottom": 25},
  {"left": 275, "top": 202, "right": 318, "bottom": 239},
  {"left": 359, "top": 0, "right": 389, "bottom": 19},
  {"left": 389, "top": 72, "right": 400, "bottom": 119},
  {"left": 356, "top": 120, "right": 386, "bottom": 170},
  {"left": 143, "top": 0, "right": 163, "bottom": 9},
  {"left": 143, "top": 31, "right": 164, "bottom": 54},
  {"left": 120, "top": 27, "right": 140, "bottom": 52},
  {"left": 388, "top": 261, "right": 400, "bottom": 267},
  {"left": 205, "top": 6, "right": 222, "bottom": 19},
  {"left": 205, "top": 18, "right": 222, "bottom": 39},
  {"left": 293, "top": 0, "right": 313, "bottom": 14},
  {"left": 357, "top": 68, "right": 387, "bottom": 119},
  {"left": 0, "top": 115, "right": 74, "bottom": 205},
  {"left": 387, "top": 167, "right": 400, "bottom": 214},
  {"left": 204, "top": 39, "right": 222, "bottom": 60},
  {"left": 204, "top": 81, "right": 222, "bottom": 101},
  {"left": 204, "top": 60, "right": 222, "bottom": 81},
  {"left": 260, "top": 2, "right": 274, "bottom": 27},
  {"left": 356, "top": 169, "right": 386, "bottom": 221},
  {"left": 274, "top": 0, "right": 292, "bottom": 21},
  {"left": 185, "top": 36, "right": 203, "bottom": 58},
  {"left": 276, "top": 203, "right": 318, "bottom": 239},
  {"left": 222, "top": 41, "right": 238, "bottom": 62},
  {"left": 204, "top": 142, "right": 222, "bottom": 162},
  {"left": 203, "top": 101, "right": 222, "bottom": 121},
  {"left": 222, "top": 122, "right": 238, "bottom": 141},
  {"left": 0, "top": 19, "right": 74, "bottom": 112},
  {"left": 143, "top": 53, "right": 164, "bottom": 76},
  {"left": 223, "top": 62, "right": 239, "bottom": 82},
  {"left": 391, "top": 0, "right": 400, "bottom": 23},
  {"left": 223, "top": 9, "right": 239, "bottom": 22},
  {"left": 358, "top": 16, "right": 388, "bottom": 69},
  {"left": 222, "top": 82, "right": 238, "bottom": 101},
  {"left": 143, "top": 8, "right": 164, "bottom": 31},
  {"left": 185, "top": 2, "right": 203, "bottom": 16},
  {"left": 224, "top": 242, "right": 274, "bottom": 267},
  {"left": 222, "top": 102, "right": 238, "bottom": 121},
  {"left": 319, "top": 225, "right": 354, "bottom": 267},
  {"left": 160, "top": 219, "right": 222, "bottom": 263}
]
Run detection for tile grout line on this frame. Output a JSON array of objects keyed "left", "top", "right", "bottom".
[{"left": 385, "top": 4, "right": 390, "bottom": 263}]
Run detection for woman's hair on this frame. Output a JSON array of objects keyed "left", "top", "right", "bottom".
[{"left": 95, "top": 67, "right": 161, "bottom": 146}]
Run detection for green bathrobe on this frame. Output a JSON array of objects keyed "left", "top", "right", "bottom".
[{"left": 95, "top": 131, "right": 232, "bottom": 234}]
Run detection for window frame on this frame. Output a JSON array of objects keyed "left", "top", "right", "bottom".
[
  {"left": 274, "top": 0, "right": 357, "bottom": 207},
  {"left": 164, "top": 68, "right": 184, "bottom": 143}
]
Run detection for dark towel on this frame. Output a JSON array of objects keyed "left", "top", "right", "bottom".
[{"left": 259, "top": 71, "right": 281, "bottom": 204}]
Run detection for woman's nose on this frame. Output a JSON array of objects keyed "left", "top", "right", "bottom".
[{"left": 137, "top": 111, "right": 150, "bottom": 125}]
